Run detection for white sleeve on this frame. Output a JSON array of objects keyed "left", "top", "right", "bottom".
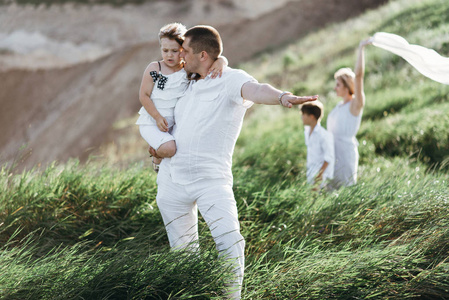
[
  {"left": 225, "top": 68, "right": 258, "bottom": 106},
  {"left": 322, "top": 131, "right": 335, "bottom": 164}
]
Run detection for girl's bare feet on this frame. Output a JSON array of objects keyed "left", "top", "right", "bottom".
[{"left": 152, "top": 157, "right": 161, "bottom": 173}]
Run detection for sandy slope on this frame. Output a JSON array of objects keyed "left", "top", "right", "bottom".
[{"left": 0, "top": 0, "right": 387, "bottom": 170}]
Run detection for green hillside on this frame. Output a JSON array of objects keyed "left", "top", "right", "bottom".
[
  {"left": 237, "top": 0, "right": 449, "bottom": 171},
  {"left": 1, "top": 0, "right": 449, "bottom": 299}
]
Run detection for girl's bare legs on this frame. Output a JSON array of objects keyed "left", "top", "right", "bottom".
[
  {"left": 151, "top": 140, "right": 176, "bottom": 172},
  {"left": 156, "top": 140, "right": 176, "bottom": 158}
]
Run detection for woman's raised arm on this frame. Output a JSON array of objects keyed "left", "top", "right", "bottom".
[{"left": 351, "top": 38, "right": 372, "bottom": 116}]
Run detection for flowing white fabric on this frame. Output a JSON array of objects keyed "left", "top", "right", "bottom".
[{"left": 372, "top": 32, "right": 449, "bottom": 85}]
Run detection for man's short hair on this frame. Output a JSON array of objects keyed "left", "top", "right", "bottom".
[
  {"left": 301, "top": 101, "right": 324, "bottom": 121},
  {"left": 184, "top": 25, "right": 222, "bottom": 60}
]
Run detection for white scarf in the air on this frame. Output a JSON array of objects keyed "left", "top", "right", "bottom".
[{"left": 372, "top": 32, "right": 449, "bottom": 85}]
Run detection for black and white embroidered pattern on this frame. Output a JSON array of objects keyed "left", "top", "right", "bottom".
[{"left": 150, "top": 71, "right": 168, "bottom": 90}]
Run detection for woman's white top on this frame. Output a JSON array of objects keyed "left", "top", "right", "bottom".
[
  {"left": 304, "top": 123, "right": 335, "bottom": 184},
  {"left": 326, "top": 101, "right": 362, "bottom": 187},
  {"left": 136, "top": 68, "right": 189, "bottom": 126}
]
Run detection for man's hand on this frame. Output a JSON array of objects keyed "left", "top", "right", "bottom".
[
  {"left": 241, "top": 81, "right": 318, "bottom": 107},
  {"left": 280, "top": 94, "right": 319, "bottom": 108}
]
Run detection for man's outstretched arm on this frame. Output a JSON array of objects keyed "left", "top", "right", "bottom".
[{"left": 241, "top": 82, "right": 318, "bottom": 108}]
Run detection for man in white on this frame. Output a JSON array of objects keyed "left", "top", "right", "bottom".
[{"left": 153, "top": 25, "right": 318, "bottom": 299}]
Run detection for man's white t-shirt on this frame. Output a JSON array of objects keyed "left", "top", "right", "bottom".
[
  {"left": 161, "top": 67, "right": 257, "bottom": 185},
  {"left": 304, "top": 123, "right": 335, "bottom": 184}
]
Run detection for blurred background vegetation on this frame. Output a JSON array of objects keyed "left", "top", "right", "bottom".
[
  {"left": 1, "top": 0, "right": 448, "bottom": 298},
  {"left": 0, "top": 0, "right": 170, "bottom": 6},
  {"left": 237, "top": 0, "right": 449, "bottom": 172}
]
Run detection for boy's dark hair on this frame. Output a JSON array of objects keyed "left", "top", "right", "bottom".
[
  {"left": 184, "top": 25, "right": 222, "bottom": 60},
  {"left": 301, "top": 103, "right": 322, "bottom": 121}
]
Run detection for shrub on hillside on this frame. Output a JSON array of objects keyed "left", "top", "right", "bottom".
[{"left": 359, "top": 103, "right": 449, "bottom": 170}]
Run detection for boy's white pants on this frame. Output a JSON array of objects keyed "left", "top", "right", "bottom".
[{"left": 156, "top": 166, "right": 245, "bottom": 299}]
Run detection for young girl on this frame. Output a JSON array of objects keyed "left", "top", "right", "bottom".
[{"left": 136, "top": 23, "right": 227, "bottom": 171}]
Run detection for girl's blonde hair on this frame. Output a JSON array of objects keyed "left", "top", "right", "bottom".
[
  {"left": 158, "top": 23, "right": 187, "bottom": 46},
  {"left": 334, "top": 67, "right": 355, "bottom": 95}
]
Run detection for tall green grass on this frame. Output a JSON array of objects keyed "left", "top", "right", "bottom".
[
  {"left": 1, "top": 0, "right": 449, "bottom": 298},
  {"left": 0, "top": 162, "right": 234, "bottom": 299},
  {"left": 2, "top": 147, "right": 448, "bottom": 299},
  {"left": 0, "top": 161, "right": 163, "bottom": 250}
]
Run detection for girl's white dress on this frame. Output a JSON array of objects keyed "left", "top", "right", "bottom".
[
  {"left": 326, "top": 101, "right": 362, "bottom": 187},
  {"left": 136, "top": 68, "right": 189, "bottom": 149}
]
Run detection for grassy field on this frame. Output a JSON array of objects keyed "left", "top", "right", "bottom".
[{"left": 1, "top": 0, "right": 449, "bottom": 298}]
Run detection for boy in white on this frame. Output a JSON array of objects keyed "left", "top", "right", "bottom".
[
  {"left": 151, "top": 25, "right": 318, "bottom": 299},
  {"left": 300, "top": 100, "right": 335, "bottom": 189}
]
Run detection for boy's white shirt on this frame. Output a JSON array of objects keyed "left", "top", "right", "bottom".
[{"left": 304, "top": 123, "right": 335, "bottom": 184}]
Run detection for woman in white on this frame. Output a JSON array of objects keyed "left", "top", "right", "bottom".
[
  {"left": 327, "top": 38, "right": 372, "bottom": 188},
  {"left": 136, "top": 23, "right": 226, "bottom": 171}
]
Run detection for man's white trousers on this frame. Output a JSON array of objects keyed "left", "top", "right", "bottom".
[{"left": 156, "top": 166, "right": 245, "bottom": 299}]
